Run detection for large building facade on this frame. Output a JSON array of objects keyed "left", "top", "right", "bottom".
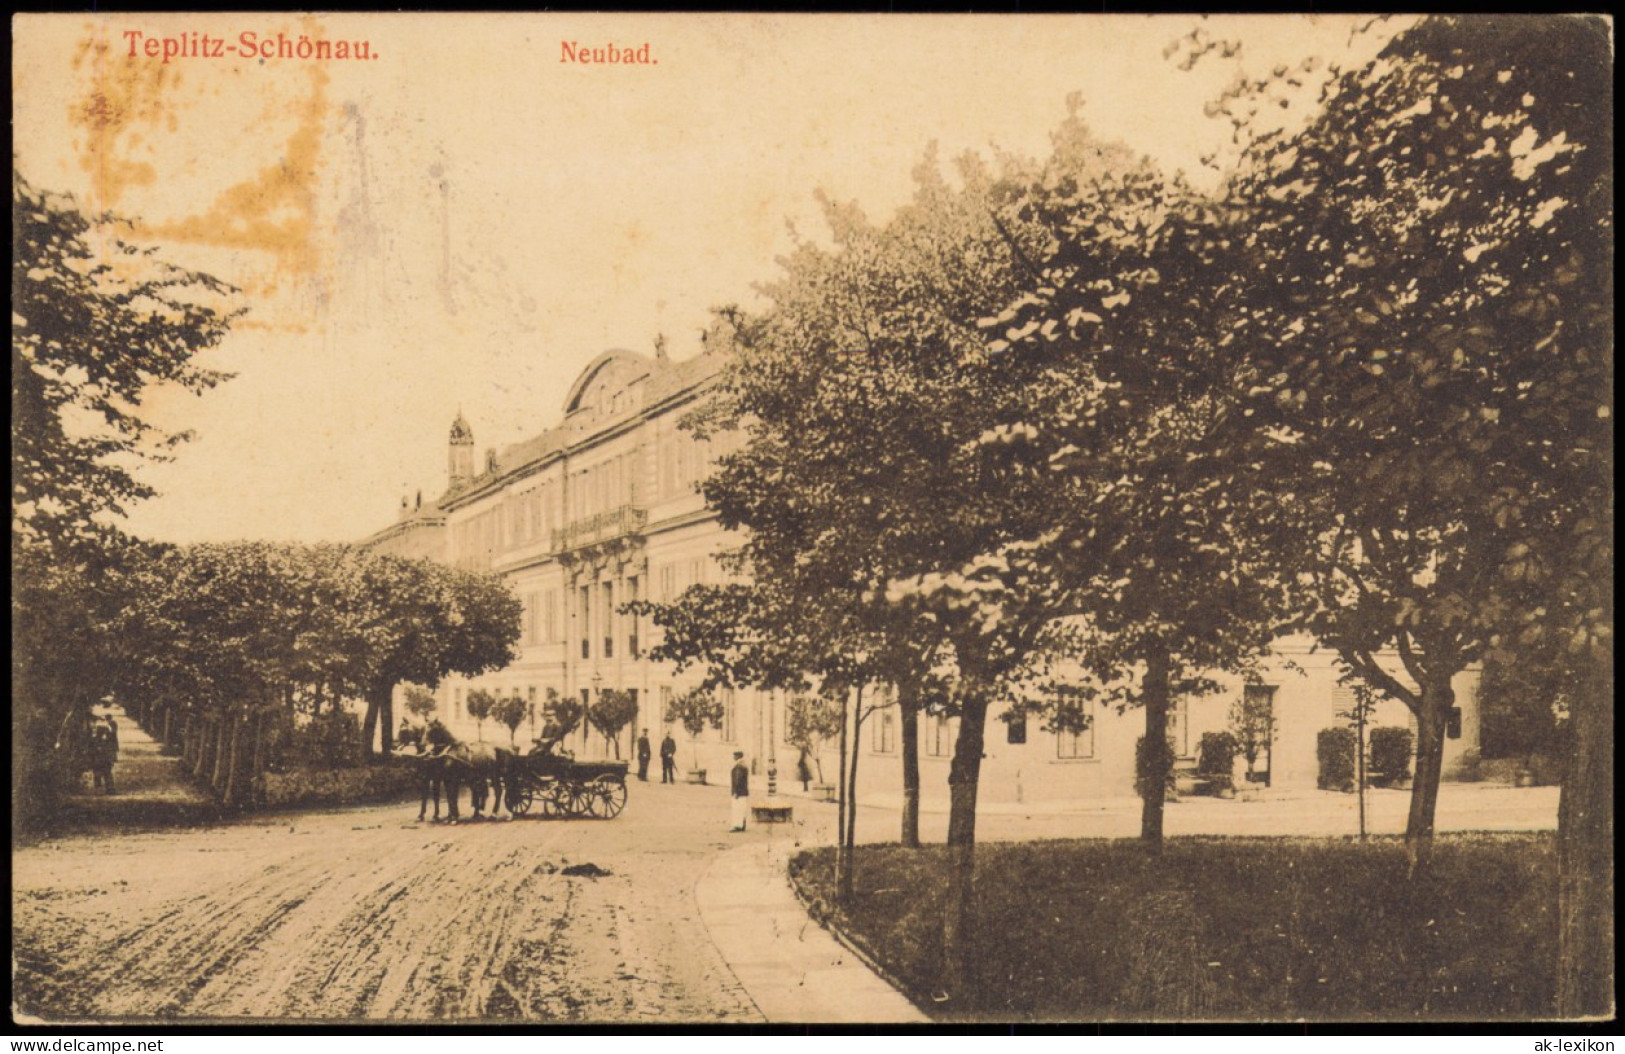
[{"left": 365, "top": 348, "right": 1482, "bottom": 805}]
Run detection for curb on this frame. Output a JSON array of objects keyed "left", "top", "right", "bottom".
[{"left": 782, "top": 849, "right": 933, "bottom": 1019}]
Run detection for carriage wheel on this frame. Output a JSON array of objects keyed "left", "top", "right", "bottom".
[
  {"left": 586, "top": 776, "right": 628, "bottom": 819},
  {"left": 568, "top": 776, "right": 601, "bottom": 818},
  {"left": 509, "top": 784, "right": 535, "bottom": 816},
  {"left": 538, "top": 780, "right": 570, "bottom": 818}
]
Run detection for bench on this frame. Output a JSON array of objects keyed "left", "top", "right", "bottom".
[{"left": 750, "top": 801, "right": 794, "bottom": 824}]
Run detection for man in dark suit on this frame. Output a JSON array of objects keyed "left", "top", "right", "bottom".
[
  {"left": 729, "top": 750, "right": 749, "bottom": 832},
  {"left": 635, "top": 729, "right": 652, "bottom": 781},
  {"left": 659, "top": 731, "right": 677, "bottom": 784}
]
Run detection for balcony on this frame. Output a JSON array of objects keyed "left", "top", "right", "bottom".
[{"left": 552, "top": 504, "right": 647, "bottom": 555}]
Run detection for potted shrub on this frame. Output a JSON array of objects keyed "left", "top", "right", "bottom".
[
  {"left": 1317, "top": 727, "right": 1357, "bottom": 792},
  {"left": 786, "top": 693, "right": 842, "bottom": 800},
  {"left": 1197, "top": 731, "right": 1241, "bottom": 798},
  {"left": 1369, "top": 726, "right": 1415, "bottom": 789},
  {"left": 665, "top": 687, "right": 724, "bottom": 784}
]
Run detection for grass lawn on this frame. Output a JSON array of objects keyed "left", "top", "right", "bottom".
[{"left": 789, "top": 834, "right": 1556, "bottom": 1021}]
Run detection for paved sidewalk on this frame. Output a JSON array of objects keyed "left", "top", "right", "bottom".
[{"left": 694, "top": 820, "right": 928, "bottom": 1024}]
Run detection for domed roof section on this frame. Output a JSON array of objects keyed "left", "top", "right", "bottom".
[
  {"left": 449, "top": 410, "right": 473, "bottom": 442},
  {"left": 564, "top": 349, "right": 654, "bottom": 416}
]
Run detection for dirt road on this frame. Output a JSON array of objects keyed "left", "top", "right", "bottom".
[{"left": 13, "top": 781, "right": 760, "bottom": 1023}]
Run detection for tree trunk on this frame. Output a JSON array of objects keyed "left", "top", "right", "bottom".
[
  {"left": 249, "top": 712, "right": 268, "bottom": 808},
  {"left": 1405, "top": 678, "right": 1452, "bottom": 879},
  {"left": 899, "top": 688, "right": 921, "bottom": 849},
  {"left": 380, "top": 684, "right": 396, "bottom": 757},
  {"left": 942, "top": 692, "right": 989, "bottom": 996},
  {"left": 211, "top": 714, "right": 231, "bottom": 795},
  {"left": 361, "top": 689, "right": 382, "bottom": 758},
  {"left": 836, "top": 691, "right": 850, "bottom": 898},
  {"left": 1557, "top": 651, "right": 1614, "bottom": 1018},
  {"left": 193, "top": 716, "right": 212, "bottom": 779},
  {"left": 840, "top": 685, "right": 865, "bottom": 902},
  {"left": 223, "top": 715, "right": 244, "bottom": 808},
  {"left": 1140, "top": 646, "right": 1173, "bottom": 853}
]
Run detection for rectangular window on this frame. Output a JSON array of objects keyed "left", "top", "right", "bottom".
[
  {"left": 721, "top": 688, "right": 736, "bottom": 742},
  {"left": 1446, "top": 706, "right": 1463, "bottom": 740},
  {"left": 873, "top": 709, "right": 897, "bottom": 754},
  {"left": 927, "top": 714, "right": 951, "bottom": 757},
  {"left": 1007, "top": 713, "right": 1027, "bottom": 745},
  {"left": 627, "top": 576, "right": 640, "bottom": 658},
  {"left": 1058, "top": 702, "right": 1095, "bottom": 759},
  {"left": 1169, "top": 696, "right": 1191, "bottom": 758},
  {"left": 602, "top": 581, "right": 615, "bottom": 659},
  {"left": 580, "top": 585, "right": 590, "bottom": 659},
  {"left": 659, "top": 685, "right": 672, "bottom": 724}
]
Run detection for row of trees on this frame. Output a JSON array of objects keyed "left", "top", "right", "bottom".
[
  {"left": 14, "top": 168, "right": 241, "bottom": 825},
  {"left": 112, "top": 542, "right": 522, "bottom": 759},
  {"left": 636, "top": 16, "right": 1610, "bottom": 1014}
]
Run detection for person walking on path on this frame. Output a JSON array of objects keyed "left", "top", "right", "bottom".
[
  {"left": 89, "top": 721, "right": 117, "bottom": 795},
  {"left": 636, "top": 729, "right": 652, "bottom": 782},
  {"left": 729, "top": 751, "right": 749, "bottom": 832},
  {"left": 660, "top": 730, "right": 678, "bottom": 784},
  {"left": 796, "top": 745, "right": 813, "bottom": 792}
]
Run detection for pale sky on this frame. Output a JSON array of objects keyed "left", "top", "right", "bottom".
[{"left": 12, "top": 13, "right": 1402, "bottom": 545}]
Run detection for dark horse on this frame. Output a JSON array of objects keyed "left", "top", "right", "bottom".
[{"left": 399, "top": 721, "right": 517, "bottom": 822}]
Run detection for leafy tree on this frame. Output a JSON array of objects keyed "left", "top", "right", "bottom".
[
  {"left": 12, "top": 171, "right": 239, "bottom": 559},
  {"left": 1209, "top": 17, "right": 1609, "bottom": 917},
  {"left": 548, "top": 692, "right": 584, "bottom": 747},
  {"left": 587, "top": 688, "right": 639, "bottom": 758},
  {"left": 1229, "top": 688, "right": 1277, "bottom": 783},
  {"left": 465, "top": 689, "right": 495, "bottom": 740},
  {"left": 975, "top": 120, "right": 1302, "bottom": 854},
  {"left": 663, "top": 687, "right": 724, "bottom": 771},
  {"left": 402, "top": 685, "right": 439, "bottom": 723},
  {"left": 493, "top": 694, "right": 528, "bottom": 748},
  {"left": 687, "top": 121, "right": 1157, "bottom": 986},
  {"left": 352, "top": 555, "right": 521, "bottom": 756},
  {"left": 1476, "top": 643, "right": 1573, "bottom": 768},
  {"left": 786, "top": 693, "right": 844, "bottom": 784},
  {"left": 1174, "top": 15, "right": 1609, "bottom": 1009},
  {"left": 12, "top": 171, "right": 239, "bottom": 825}
]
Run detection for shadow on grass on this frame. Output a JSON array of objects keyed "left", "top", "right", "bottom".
[{"left": 789, "top": 833, "right": 1556, "bottom": 1022}]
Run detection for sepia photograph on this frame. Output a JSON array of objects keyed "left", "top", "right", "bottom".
[{"left": 11, "top": 12, "right": 1613, "bottom": 1027}]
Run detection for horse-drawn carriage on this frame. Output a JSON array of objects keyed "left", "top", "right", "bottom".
[
  {"left": 506, "top": 752, "right": 629, "bottom": 820},
  {"left": 399, "top": 721, "right": 629, "bottom": 822}
]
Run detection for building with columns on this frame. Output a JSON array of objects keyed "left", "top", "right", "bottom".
[
  {"left": 365, "top": 348, "right": 1483, "bottom": 805},
  {"left": 365, "top": 347, "right": 772, "bottom": 772}
]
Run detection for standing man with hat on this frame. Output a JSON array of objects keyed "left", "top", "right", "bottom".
[
  {"left": 728, "top": 750, "right": 749, "bottom": 832},
  {"left": 659, "top": 729, "right": 678, "bottom": 784},
  {"left": 636, "top": 728, "right": 652, "bottom": 782}
]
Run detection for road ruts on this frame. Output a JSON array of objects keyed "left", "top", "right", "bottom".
[{"left": 12, "top": 784, "right": 760, "bottom": 1023}]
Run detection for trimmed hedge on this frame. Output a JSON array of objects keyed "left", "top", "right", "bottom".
[
  {"left": 260, "top": 760, "right": 418, "bottom": 811},
  {"left": 1197, "top": 731, "right": 1241, "bottom": 776},
  {"left": 1369, "top": 726, "right": 1414, "bottom": 783},
  {"left": 1317, "top": 727, "right": 1357, "bottom": 791}
]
